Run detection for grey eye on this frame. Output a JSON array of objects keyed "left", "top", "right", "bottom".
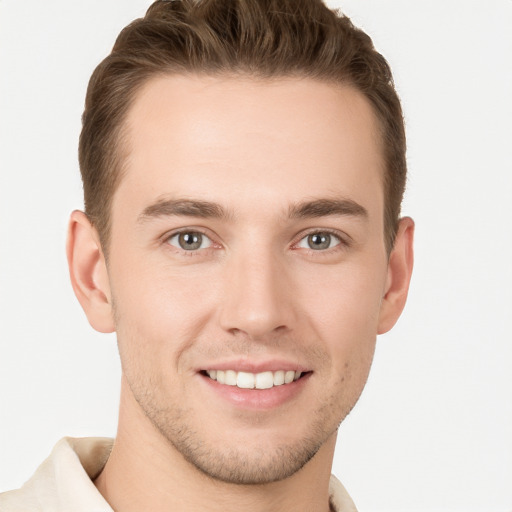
[
  {"left": 168, "top": 232, "right": 212, "bottom": 251},
  {"left": 298, "top": 232, "right": 340, "bottom": 250}
]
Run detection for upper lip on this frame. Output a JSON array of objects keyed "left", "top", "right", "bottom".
[{"left": 197, "top": 358, "right": 311, "bottom": 374}]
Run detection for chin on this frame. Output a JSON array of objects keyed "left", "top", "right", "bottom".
[
  {"left": 165, "top": 427, "right": 329, "bottom": 485},
  {"left": 141, "top": 396, "right": 344, "bottom": 486}
]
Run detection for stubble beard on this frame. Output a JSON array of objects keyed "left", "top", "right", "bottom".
[
  {"left": 126, "top": 373, "right": 354, "bottom": 486},
  {"left": 114, "top": 299, "right": 370, "bottom": 486}
]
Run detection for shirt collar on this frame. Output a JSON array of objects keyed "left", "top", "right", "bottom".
[{"left": 2, "top": 437, "right": 357, "bottom": 512}]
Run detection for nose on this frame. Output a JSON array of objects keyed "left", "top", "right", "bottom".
[{"left": 219, "top": 248, "right": 295, "bottom": 339}]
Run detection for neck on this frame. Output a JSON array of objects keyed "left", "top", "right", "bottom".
[{"left": 95, "top": 379, "right": 337, "bottom": 512}]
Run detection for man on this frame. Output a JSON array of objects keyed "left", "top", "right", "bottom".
[{"left": 0, "top": 0, "right": 413, "bottom": 510}]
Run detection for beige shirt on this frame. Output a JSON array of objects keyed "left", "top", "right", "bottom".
[{"left": 0, "top": 437, "right": 357, "bottom": 512}]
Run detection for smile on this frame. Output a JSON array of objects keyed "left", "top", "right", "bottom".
[{"left": 204, "top": 369, "right": 303, "bottom": 390}]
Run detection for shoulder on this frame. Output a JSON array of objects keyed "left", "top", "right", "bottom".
[
  {"left": 329, "top": 474, "right": 358, "bottom": 512},
  {"left": 0, "top": 437, "right": 114, "bottom": 512}
]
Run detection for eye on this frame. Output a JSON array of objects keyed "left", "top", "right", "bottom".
[
  {"left": 297, "top": 232, "right": 341, "bottom": 251},
  {"left": 167, "top": 231, "right": 212, "bottom": 251}
]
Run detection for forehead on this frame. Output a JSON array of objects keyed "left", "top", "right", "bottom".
[{"left": 115, "top": 74, "right": 384, "bottom": 223}]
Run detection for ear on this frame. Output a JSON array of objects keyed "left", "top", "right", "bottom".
[
  {"left": 377, "top": 217, "right": 415, "bottom": 334},
  {"left": 66, "top": 210, "right": 115, "bottom": 333}
]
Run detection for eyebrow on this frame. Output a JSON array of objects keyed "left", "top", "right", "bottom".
[
  {"left": 288, "top": 198, "right": 368, "bottom": 220},
  {"left": 137, "top": 197, "right": 368, "bottom": 223},
  {"left": 138, "top": 199, "right": 230, "bottom": 223}
]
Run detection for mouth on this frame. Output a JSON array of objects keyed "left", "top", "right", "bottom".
[
  {"left": 198, "top": 364, "right": 312, "bottom": 409},
  {"left": 200, "top": 369, "right": 310, "bottom": 390}
]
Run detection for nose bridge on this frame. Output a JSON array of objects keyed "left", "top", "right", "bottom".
[{"left": 219, "top": 242, "right": 292, "bottom": 338}]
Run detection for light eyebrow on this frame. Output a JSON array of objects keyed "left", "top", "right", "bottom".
[
  {"left": 138, "top": 198, "right": 230, "bottom": 223},
  {"left": 288, "top": 198, "right": 369, "bottom": 220}
]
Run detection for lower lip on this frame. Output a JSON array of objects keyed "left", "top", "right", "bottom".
[{"left": 199, "top": 372, "right": 311, "bottom": 410}]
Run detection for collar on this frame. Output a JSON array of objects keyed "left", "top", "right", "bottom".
[{"left": 0, "top": 437, "right": 357, "bottom": 512}]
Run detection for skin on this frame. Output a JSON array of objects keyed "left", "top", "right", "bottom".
[{"left": 67, "top": 74, "right": 414, "bottom": 512}]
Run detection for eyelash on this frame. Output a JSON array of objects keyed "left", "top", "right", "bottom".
[
  {"left": 164, "top": 228, "right": 218, "bottom": 257},
  {"left": 292, "top": 228, "right": 350, "bottom": 254},
  {"left": 162, "top": 227, "right": 350, "bottom": 256}
]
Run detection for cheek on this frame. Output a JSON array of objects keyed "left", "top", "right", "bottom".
[
  {"left": 110, "top": 260, "right": 220, "bottom": 366},
  {"left": 298, "top": 258, "right": 386, "bottom": 338},
  {"left": 294, "top": 258, "right": 385, "bottom": 385}
]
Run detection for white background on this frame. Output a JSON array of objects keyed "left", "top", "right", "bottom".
[{"left": 0, "top": 1, "right": 511, "bottom": 511}]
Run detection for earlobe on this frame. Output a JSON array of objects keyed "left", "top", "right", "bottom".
[
  {"left": 377, "top": 217, "right": 415, "bottom": 335},
  {"left": 66, "top": 210, "right": 115, "bottom": 333}
]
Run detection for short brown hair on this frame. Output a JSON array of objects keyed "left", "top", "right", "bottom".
[{"left": 79, "top": 0, "right": 406, "bottom": 254}]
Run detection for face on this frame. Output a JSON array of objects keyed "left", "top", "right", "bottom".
[{"left": 105, "top": 75, "right": 390, "bottom": 484}]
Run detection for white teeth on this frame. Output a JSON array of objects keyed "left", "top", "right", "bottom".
[
  {"left": 206, "top": 369, "right": 304, "bottom": 389},
  {"left": 225, "top": 370, "right": 237, "bottom": 386},
  {"left": 284, "top": 371, "right": 295, "bottom": 384},
  {"left": 255, "top": 371, "right": 274, "bottom": 390},
  {"left": 273, "top": 370, "right": 285, "bottom": 386},
  {"left": 237, "top": 371, "right": 255, "bottom": 389}
]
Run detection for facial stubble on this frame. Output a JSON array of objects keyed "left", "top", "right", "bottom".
[
  {"left": 113, "top": 295, "right": 373, "bottom": 486},
  {"left": 122, "top": 358, "right": 364, "bottom": 486}
]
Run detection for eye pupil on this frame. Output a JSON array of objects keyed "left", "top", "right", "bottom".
[
  {"left": 308, "top": 233, "right": 331, "bottom": 250},
  {"left": 179, "top": 232, "right": 202, "bottom": 250}
]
